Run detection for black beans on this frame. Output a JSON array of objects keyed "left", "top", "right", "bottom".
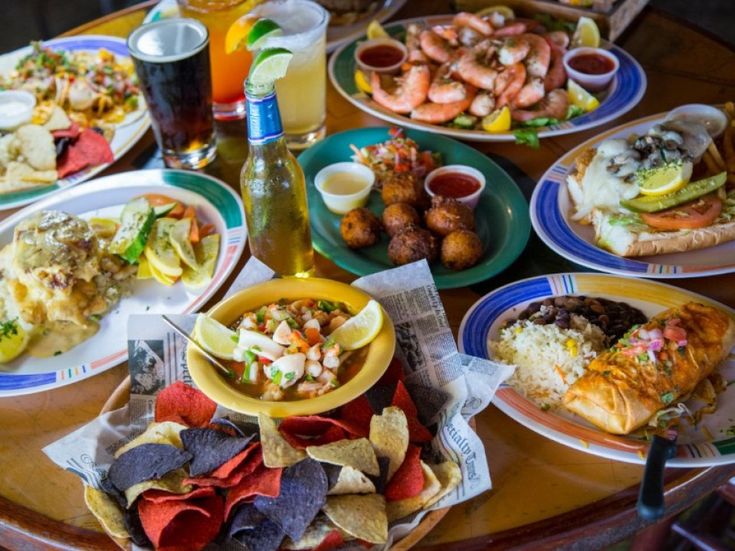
[{"left": 511, "top": 295, "right": 647, "bottom": 345}]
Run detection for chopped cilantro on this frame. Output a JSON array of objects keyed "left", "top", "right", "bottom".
[
  {"left": 272, "top": 369, "right": 282, "bottom": 385},
  {"left": 286, "top": 318, "right": 300, "bottom": 329},
  {"left": 305, "top": 374, "right": 315, "bottom": 382},
  {"left": 285, "top": 372, "right": 295, "bottom": 382},
  {"left": 637, "top": 353, "right": 648, "bottom": 363},
  {"left": 0, "top": 319, "right": 19, "bottom": 339},
  {"left": 660, "top": 391, "right": 674, "bottom": 405},
  {"left": 513, "top": 128, "right": 540, "bottom": 149},
  {"left": 322, "top": 337, "right": 336, "bottom": 350},
  {"left": 330, "top": 379, "right": 340, "bottom": 388},
  {"left": 317, "top": 300, "right": 339, "bottom": 312}
]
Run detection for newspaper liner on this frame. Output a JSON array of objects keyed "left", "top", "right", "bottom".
[{"left": 44, "top": 258, "right": 513, "bottom": 549}]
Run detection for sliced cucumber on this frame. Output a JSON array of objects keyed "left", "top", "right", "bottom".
[
  {"left": 154, "top": 202, "right": 178, "bottom": 218},
  {"left": 621, "top": 172, "right": 727, "bottom": 213},
  {"left": 108, "top": 197, "right": 155, "bottom": 263}
]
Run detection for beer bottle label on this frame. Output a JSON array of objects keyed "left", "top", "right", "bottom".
[{"left": 245, "top": 91, "right": 284, "bottom": 145}]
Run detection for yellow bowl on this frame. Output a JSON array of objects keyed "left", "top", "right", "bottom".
[{"left": 187, "top": 278, "right": 396, "bottom": 418}]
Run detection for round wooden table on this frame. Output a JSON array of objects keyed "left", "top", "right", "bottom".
[{"left": 1, "top": 2, "right": 734, "bottom": 550}]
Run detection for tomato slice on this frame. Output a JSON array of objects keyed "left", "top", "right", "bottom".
[
  {"left": 139, "top": 193, "right": 178, "bottom": 207},
  {"left": 641, "top": 194, "right": 722, "bottom": 231}
]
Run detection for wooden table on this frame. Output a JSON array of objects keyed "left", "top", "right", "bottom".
[{"left": 1, "top": 2, "right": 734, "bottom": 550}]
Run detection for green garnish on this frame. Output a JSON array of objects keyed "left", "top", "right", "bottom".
[
  {"left": 322, "top": 337, "right": 336, "bottom": 350},
  {"left": 330, "top": 379, "right": 340, "bottom": 388},
  {"left": 231, "top": 334, "right": 239, "bottom": 343},
  {"left": 256, "top": 307, "right": 267, "bottom": 323},
  {"left": 285, "top": 372, "right": 295, "bottom": 382},
  {"left": 513, "top": 128, "right": 540, "bottom": 149},
  {"left": 243, "top": 349, "right": 257, "bottom": 365},
  {"left": 0, "top": 319, "right": 19, "bottom": 339},
  {"left": 317, "top": 300, "right": 339, "bottom": 312},
  {"left": 224, "top": 368, "right": 235, "bottom": 379},
  {"left": 305, "top": 374, "right": 315, "bottom": 382},
  {"left": 286, "top": 318, "right": 300, "bottom": 329},
  {"left": 566, "top": 105, "right": 585, "bottom": 120},
  {"left": 660, "top": 391, "right": 674, "bottom": 405},
  {"left": 519, "top": 117, "right": 559, "bottom": 128},
  {"left": 637, "top": 353, "right": 649, "bottom": 363},
  {"left": 272, "top": 369, "right": 282, "bottom": 385}
]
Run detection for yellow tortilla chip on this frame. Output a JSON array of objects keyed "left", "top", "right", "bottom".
[
  {"left": 323, "top": 494, "right": 388, "bottom": 544},
  {"left": 386, "top": 461, "right": 441, "bottom": 522},
  {"left": 124, "top": 468, "right": 192, "bottom": 507},
  {"left": 0, "top": 162, "right": 56, "bottom": 193},
  {"left": 259, "top": 413, "right": 306, "bottom": 468},
  {"left": 327, "top": 466, "right": 376, "bottom": 495},
  {"left": 43, "top": 106, "right": 72, "bottom": 132},
  {"left": 16, "top": 124, "right": 56, "bottom": 171},
  {"left": 306, "top": 438, "right": 379, "bottom": 477},
  {"left": 114, "top": 421, "right": 187, "bottom": 458},
  {"left": 369, "top": 406, "right": 408, "bottom": 480},
  {"left": 84, "top": 484, "right": 128, "bottom": 539},
  {"left": 424, "top": 461, "right": 462, "bottom": 508}
]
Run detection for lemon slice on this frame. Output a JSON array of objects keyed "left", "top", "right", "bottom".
[
  {"left": 137, "top": 256, "right": 153, "bottom": 280},
  {"left": 637, "top": 161, "right": 693, "bottom": 197},
  {"left": 246, "top": 18, "right": 283, "bottom": 51},
  {"left": 182, "top": 234, "right": 220, "bottom": 289},
  {"left": 224, "top": 14, "right": 259, "bottom": 54},
  {"left": 329, "top": 299, "right": 383, "bottom": 351},
  {"left": 169, "top": 218, "right": 198, "bottom": 270},
  {"left": 144, "top": 218, "right": 183, "bottom": 278},
  {"left": 567, "top": 79, "right": 600, "bottom": 112},
  {"left": 89, "top": 217, "right": 118, "bottom": 239},
  {"left": 354, "top": 69, "right": 372, "bottom": 94},
  {"left": 148, "top": 260, "right": 178, "bottom": 286},
  {"left": 572, "top": 16, "right": 600, "bottom": 48},
  {"left": 482, "top": 106, "right": 511, "bottom": 133},
  {"left": 0, "top": 320, "right": 29, "bottom": 363},
  {"left": 366, "top": 20, "right": 389, "bottom": 40},
  {"left": 194, "top": 314, "right": 238, "bottom": 360},
  {"left": 475, "top": 5, "right": 515, "bottom": 19}
]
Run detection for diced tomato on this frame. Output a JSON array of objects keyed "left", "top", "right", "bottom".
[
  {"left": 200, "top": 223, "right": 216, "bottom": 238},
  {"left": 168, "top": 203, "right": 186, "bottom": 219},
  {"left": 305, "top": 327, "right": 321, "bottom": 346},
  {"left": 140, "top": 193, "right": 178, "bottom": 207},
  {"left": 182, "top": 206, "right": 200, "bottom": 243},
  {"left": 229, "top": 361, "right": 245, "bottom": 379},
  {"left": 641, "top": 194, "right": 722, "bottom": 231}
]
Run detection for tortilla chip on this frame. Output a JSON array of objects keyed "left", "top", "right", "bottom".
[
  {"left": 115, "top": 421, "right": 187, "bottom": 458},
  {"left": 424, "top": 461, "right": 462, "bottom": 508},
  {"left": 384, "top": 445, "right": 424, "bottom": 501},
  {"left": 281, "top": 516, "right": 345, "bottom": 550},
  {"left": 322, "top": 494, "right": 388, "bottom": 544},
  {"left": 385, "top": 461, "right": 441, "bottom": 522},
  {"left": 124, "top": 468, "right": 192, "bottom": 507},
  {"left": 16, "top": 124, "right": 56, "bottom": 170},
  {"left": 369, "top": 407, "right": 408, "bottom": 480},
  {"left": 279, "top": 416, "right": 367, "bottom": 449},
  {"left": 224, "top": 464, "right": 283, "bottom": 519},
  {"left": 141, "top": 486, "right": 215, "bottom": 504},
  {"left": 306, "top": 438, "right": 379, "bottom": 477},
  {"left": 109, "top": 444, "right": 192, "bottom": 493},
  {"left": 259, "top": 413, "right": 306, "bottom": 468},
  {"left": 338, "top": 395, "right": 374, "bottom": 434},
  {"left": 181, "top": 428, "right": 254, "bottom": 476},
  {"left": 0, "top": 161, "right": 56, "bottom": 193},
  {"left": 155, "top": 381, "right": 217, "bottom": 428},
  {"left": 327, "top": 465, "right": 376, "bottom": 495},
  {"left": 43, "top": 106, "right": 72, "bottom": 132},
  {"left": 56, "top": 128, "right": 113, "bottom": 178},
  {"left": 139, "top": 493, "right": 223, "bottom": 550},
  {"left": 84, "top": 485, "right": 128, "bottom": 539},
  {"left": 392, "top": 381, "right": 433, "bottom": 443}
]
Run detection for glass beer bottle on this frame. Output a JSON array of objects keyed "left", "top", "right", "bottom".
[{"left": 240, "top": 80, "right": 314, "bottom": 277}]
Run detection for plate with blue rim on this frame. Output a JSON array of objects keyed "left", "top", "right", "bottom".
[
  {"left": 328, "top": 15, "right": 646, "bottom": 143},
  {"left": 0, "top": 169, "right": 246, "bottom": 397},
  {"left": 299, "top": 126, "right": 530, "bottom": 289}
]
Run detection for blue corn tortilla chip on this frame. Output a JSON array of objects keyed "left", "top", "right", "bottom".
[
  {"left": 228, "top": 504, "right": 265, "bottom": 538},
  {"left": 322, "top": 463, "right": 343, "bottom": 491},
  {"left": 124, "top": 501, "right": 151, "bottom": 547},
  {"left": 99, "top": 476, "right": 126, "bottom": 509},
  {"left": 181, "top": 428, "right": 254, "bottom": 476},
  {"left": 254, "top": 458, "right": 328, "bottom": 541},
  {"left": 366, "top": 384, "right": 396, "bottom": 415},
  {"left": 108, "top": 443, "right": 192, "bottom": 491},
  {"left": 234, "top": 517, "right": 284, "bottom": 551},
  {"left": 369, "top": 456, "right": 391, "bottom": 494},
  {"left": 210, "top": 417, "right": 259, "bottom": 439}
]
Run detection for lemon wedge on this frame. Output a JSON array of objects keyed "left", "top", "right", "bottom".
[
  {"left": 145, "top": 218, "right": 183, "bottom": 278},
  {"left": 482, "top": 106, "right": 511, "bottom": 133},
  {"left": 0, "top": 320, "right": 29, "bottom": 363},
  {"left": 567, "top": 79, "right": 600, "bottom": 112},
  {"left": 354, "top": 69, "right": 372, "bottom": 94},
  {"left": 148, "top": 260, "right": 178, "bottom": 286},
  {"left": 137, "top": 256, "right": 153, "bottom": 280},
  {"left": 224, "top": 14, "right": 259, "bottom": 54},
  {"left": 329, "top": 299, "right": 383, "bottom": 351},
  {"left": 637, "top": 161, "right": 693, "bottom": 197},
  {"left": 194, "top": 314, "right": 237, "bottom": 360},
  {"left": 182, "top": 234, "right": 220, "bottom": 289},
  {"left": 475, "top": 5, "right": 515, "bottom": 19},
  {"left": 572, "top": 16, "right": 601, "bottom": 48},
  {"left": 366, "top": 20, "right": 389, "bottom": 40}
]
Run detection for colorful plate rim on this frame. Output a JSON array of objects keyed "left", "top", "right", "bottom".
[
  {"left": 298, "top": 126, "right": 531, "bottom": 289},
  {"left": 530, "top": 109, "right": 735, "bottom": 278},
  {"left": 0, "top": 35, "right": 151, "bottom": 211},
  {"left": 143, "top": 0, "right": 408, "bottom": 53},
  {"left": 0, "top": 169, "right": 246, "bottom": 397},
  {"left": 328, "top": 15, "right": 647, "bottom": 143},
  {"left": 458, "top": 272, "right": 735, "bottom": 467}
]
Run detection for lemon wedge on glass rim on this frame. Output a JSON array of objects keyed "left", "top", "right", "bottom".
[
  {"left": 637, "top": 161, "right": 693, "bottom": 197},
  {"left": 329, "top": 299, "right": 384, "bottom": 351}
]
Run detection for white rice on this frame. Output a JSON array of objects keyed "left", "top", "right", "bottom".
[{"left": 489, "top": 315, "right": 607, "bottom": 409}]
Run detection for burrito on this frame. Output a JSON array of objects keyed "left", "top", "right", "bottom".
[{"left": 563, "top": 302, "right": 735, "bottom": 434}]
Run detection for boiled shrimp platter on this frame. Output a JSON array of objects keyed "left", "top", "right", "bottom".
[
  {"left": 459, "top": 272, "right": 735, "bottom": 466},
  {"left": 329, "top": 14, "right": 646, "bottom": 142}
]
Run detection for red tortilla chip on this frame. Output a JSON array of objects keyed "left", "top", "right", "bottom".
[
  {"left": 384, "top": 445, "right": 424, "bottom": 501},
  {"left": 142, "top": 486, "right": 215, "bottom": 504},
  {"left": 51, "top": 122, "right": 80, "bottom": 140},
  {"left": 139, "top": 494, "right": 223, "bottom": 550},
  {"left": 184, "top": 445, "right": 263, "bottom": 488},
  {"left": 314, "top": 530, "right": 345, "bottom": 551},
  {"left": 224, "top": 464, "right": 283, "bottom": 519},
  {"left": 378, "top": 357, "right": 405, "bottom": 386},
  {"left": 56, "top": 129, "right": 113, "bottom": 178},
  {"left": 392, "top": 381, "right": 432, "bottom": 443},
  {"left": 338, "top": 395, "right": 374, "bottom": 433},
  {"left": 211, "top": 443, "right": 260, "bottom": 479},
  {"left": 278, "top": 416, "right": 366, "bottom": 449},
  {"left": 155, "top": 382, "right": 217, "bottom": 428}
]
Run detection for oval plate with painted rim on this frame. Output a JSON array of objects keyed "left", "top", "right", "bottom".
[
  {"left": 298, "top": 126, "right": 530, "bottom": 289},
  {"left": 531, "top": 110, "right": 735, "bottom": 278},
  {"left": 0, "top": 36, "right": 150, "bottom": 211},
  {"left": 0, "top": 169, "right": 246, "bottom": 397},
  {"left": 328, "top": 15, "right": 646, "bottom": 143},
  {"left": 459, "top": 272, "right": 735, "bottom": 466}
]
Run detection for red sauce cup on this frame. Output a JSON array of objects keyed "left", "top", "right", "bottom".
[
  {"left": 354, "top": 38, "right": 408, "bottom": 75},
  {"left": 424, "top": 165, "right": 486, "bottom": 210},
  {"left": 562, "top": 47, "right": 619, "bottom": 92}
]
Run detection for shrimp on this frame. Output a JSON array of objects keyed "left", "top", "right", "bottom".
[
  {"left": 512, "top": 77, "right": 545, "bottom": 108},
  {"left": 544, "top": 39, "right": 567, "bottom": 92},
  {"left": 406, "top": 23, "right": 429, "bottom": 64},
  {"left": 428, "top": 63, "right": 470, "bottom": 103},
  {"left": 458, "top": 26, "right": 484, "bottom": 47},
  {"left": 512, "top": 89, "right": 569, "bottom": 121},
  {"left": 411, "top": 86, "right": 477, "bottom": 123},
  {"left": 432, "top": 25, "right": 459, "bottom": 46},
  {"left": 520, "top": 34, "right": 551, "bottom": 78},
  {"left": 498, "top": 37, "right": 530, "bottom": 66},
  {"left": 495, "top": 62, "right": 526, "bottom": 107},
  {"left": 456, "top": 40, "right": 498, "bottom": 91},
  {"left": 371, "top": 64, "right": 430, "bottom": 114},
  {"left": 419, "top": 30, "right": 455, "bottom": 64},
  {"left": 545, "top": 30, "right": 570, "bottom": 50},
  {"left": 453, "top": 12, "right": 494, "bottom": 36},
  {"left": 493, "top": 22, "right": 527, "bottom": 37},
  {"left": 469, "top": 92, "right": 495, "bottom": 117}
]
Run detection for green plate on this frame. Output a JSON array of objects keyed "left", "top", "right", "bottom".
[{"left": 299, "top": 127, "right": 530, "bottom": 289}]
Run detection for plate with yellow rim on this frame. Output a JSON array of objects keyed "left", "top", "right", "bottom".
[
  {"left": 531, "top": 110, "right": 735, "bottom": 278},
  {"left": 459, "top": 272, "right": 735, "bottom": 466}
]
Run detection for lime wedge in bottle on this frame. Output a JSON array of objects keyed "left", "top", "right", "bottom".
[{"left": 248, "top": 47, "right": 294, "bottom": 88}]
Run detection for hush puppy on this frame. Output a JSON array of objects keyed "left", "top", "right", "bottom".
[
  {"left": 382, "top": 203, "right": 421, "bottom": 237},
  {"left": 340, "top": 208, "right": 382, "bottom": 249},
  {"left": 387, "top": 226, "right": 438, "bottom": 266},
  {"left": 381, "top": 172, "right": 429, "bottom": 209},
  {"left": 424, "top": 195, "right": 475, "bottom": 237},
  {"left": 441, "top": 229, "right": 483, "bottom": 270}
]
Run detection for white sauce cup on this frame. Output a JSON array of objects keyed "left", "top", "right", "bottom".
[
  {"left": 315, "top": 162, "right": 375, "bottom": 215},
  {"left": 0, "top": 91, "right": 36, "bottom": 130}
]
